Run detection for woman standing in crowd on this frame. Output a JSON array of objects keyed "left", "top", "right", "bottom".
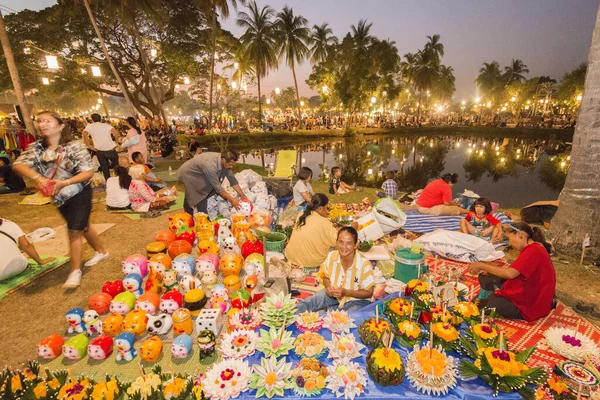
[{"left": 122, "top": 117, "right": 148, "bottom": 163}]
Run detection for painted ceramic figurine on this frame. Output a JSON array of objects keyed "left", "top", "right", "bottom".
[
  {"left": 184, "top": 289, "right": 207, "bottom": 316},
  {"left": 197, "top": 329, "right": 216, "bottom": 360},
  {"left": 244, "top": 253, "right": 265, "bottom": 277},
  {"left": 201, "top": 269, "right": 218, "bottom": 296},
  {"left": 62, "top": 334, "right": 89, "bottom": 360},
  {"left": 110, "top": 291, "right": 137, "bottom": 315},
  {"left": 83, "top": 310, "right": 103, "bottom": 336},
  {"left": 144, "top": 267, "right": 164, "bottom": 295},
  {"left": 122, "top": 309, "right": 149, "bottom": 336},
  {"left": 197, "top": 238, "right": 219, "bottom": 255},
  {"left": 223, "top": 275, "right": 242, "bottom": 298},
  {"left": 160, "top": 289, "right": 183, "bottom": 314},
  {"left": 122, "top": 254, "right": 149, "bottom": 278},
  {"left": 194, "top": 212, "right": 215, "bottom": 240},
  {"left": 195, "top": 254, "right": 219, "bottom": 277},
  {"left": 179, "top": 274, "right": 202, "bottom": 295},
  {"left": 88, "top": 334, "right": 113, "bottom": 360},
  {"left": 37, "top": 334, "right": 64, "bottom": 359},
  {"left": 220, "top": 236, "right": 240, "bottom": 254},
  {"left": 216, "top": 224, "right": 234, "bottom": 249},
  {"left": 149, "top": 253, "right": 172, "bottom": 275},
  {"left": 162, "top": 270, "right": 178, "bottom": 290},
  {"left": 102, "top": 313, "right": 124, "bottom": 336},
  {"left": 115, "top": 332, "right": 137, "bottom": 361},
  {"left": 123, "top": 273, "right": 144, "bottom": 298},
  {"left": 209, "top": 284, "right": 230, "bottom": 314},
  {"left": 172, "top": 253, "right": 195, "bottom": 278},
  {"left": 66, "top": 308, "right": 86, "bottom": 334},
  {"left": 146, "top": 313, "right": 172, "bottom": 336},
  {"left": 171, "top": 333, "right": 193, "bottom": 358},
  {"left": 140, "top": 336, "right": 163, "bottom": 362},
  {"left": 136, "top": 292, "right": 161, "bottom": 315},
  {"left": 172, "top": 308, "right": 193, "bottom": 335},
  {"left": 168, "top": 212, "right": 194, "bottom": 234},
  {"left": 102, "top": 280, "right": 125, "bottom": 299},
  {"left": 88, "top": 292, "right": 113, "bottom": 315},
  {"left": 219, "top": 251, "right": 243, "bottom": 277}
]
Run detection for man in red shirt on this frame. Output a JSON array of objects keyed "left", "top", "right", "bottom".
[
  {"left": 416, "top": 173, "right": 468, "bottom": 216},
  {"left": 468, "top": 222, "right": 556, "bottom": 321}
]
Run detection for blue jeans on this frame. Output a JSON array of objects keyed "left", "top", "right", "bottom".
[{"left": 296, "top": 289, "right": 372, "bottom": 313}]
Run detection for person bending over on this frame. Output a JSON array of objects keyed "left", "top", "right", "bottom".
[
  {"left": 460, "top": 197, "right": 503, "bottom": 243},
  {"left": 297, "top": 226, "right": 375, "bottom": 313},
  {"left": 468, "top": 221, "right": 555, "bottom": 321}
]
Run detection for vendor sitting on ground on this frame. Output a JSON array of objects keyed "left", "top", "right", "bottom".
[
  {"left": 105, "top": 166, "right": 131, "bottom": 210},
  {"left": 0, "top": 217, "right": 55, "bottom": 281},
  {"left": 128, "top": 164, "right": 177, "bottom": 216},
  {"left": 329, "top": 166, "right": 353, "bottom": 195},
  {"left": 416, "top": 172, "right": 468, "bottom": 216},
  {"left": 297, "top": 226, "right": 375, "bottom": 313},
  {"left": 460, "top": 197, "right": 503, "bottom": 243},
  {"left": 468, "top": 221, "right": 555, "bottom": 321}
]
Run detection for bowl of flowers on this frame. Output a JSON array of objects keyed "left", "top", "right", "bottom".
[
  {"left": 384, "top": 297, "right": 413, "bottom": 326},
  {"left": 405, "top": 279, "right": 430, "bottom": 297},
  {"left": 366, "top": 346, "right": 405, "bottom": 386},
  {"left": 544, "top": 327, "right": 600, "bottom": 363},
  {"left": 452, "top": 301, "right": 480, "bottom": 325},
  {"left": 294, "top": 332, "right": 328, "bottom": 359}
]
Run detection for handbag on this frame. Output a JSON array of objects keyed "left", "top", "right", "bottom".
[{"left": 39, "top": 150, "right": 64, "bottom": 197}]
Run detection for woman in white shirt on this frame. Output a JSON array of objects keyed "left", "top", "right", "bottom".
[
  {"left": 293, "top": 167, "right": 314, "bottom": 207},
  {"left": 121, "top": 117, "right": 148, "bottom": 163},
  {"left": 106, "top": 166, "right": 131, "bottom": 210}
]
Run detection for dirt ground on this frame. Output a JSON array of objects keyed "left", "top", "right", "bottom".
[{"left": 0, "top": 163, "right": 598, "bottom": 369}]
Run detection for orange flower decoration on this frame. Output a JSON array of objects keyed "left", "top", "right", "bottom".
[{"left": 432, "top": 323, "right": 459, "bottom": 342}]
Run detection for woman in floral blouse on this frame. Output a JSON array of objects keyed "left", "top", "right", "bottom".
[
  {"left": 13, "top": 111, "right": 109, "bottom": 288},
  {"left": 128, "top": 164, "right": 176, "bottom": 217}
]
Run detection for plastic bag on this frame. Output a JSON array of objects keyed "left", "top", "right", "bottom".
[
  {"left": 414, "top": 229, "right": 504, "bottom": 263},
  {"left": 234, "top": 169, "right": 263, "bottom": 190},
  {"left": 372, "top": 197, "right": 407, "bottom": 233}
]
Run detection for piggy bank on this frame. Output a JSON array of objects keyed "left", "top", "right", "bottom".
[
  {"left": 37, "top": 334, "right": 64, "bottom": 359},
  {"left": 163, "top": 270, "right": 178, "bottom": 289},
  {"left": 168, "top": 212, "right": 194, "bottom": 233},
  {"left": 197, "top": 329, "right": 216, "bottom": 360},
  {"left": 160, "top": 289, "right": 183, "bottom": 314},
  {"left": 172, "top": 308, "right": 193, "bottom": 336},
  {"left": 220, "top": 236, "right": 240, "bottom": 254},
  {"left": 223, "top": 275, "right": 242, "bottom": 298},
  {"left": 197, "top": 239, "right": 219, "bottom": 256},
  {"left": 241, "top": 240, "right": 264, "bottom": 259},
  {"left": 102, "top": 280, "right": 125, "bottom": 299},
  {"left": 171, "top": 333, "right": 193, "bottom": 358},
  {"left": 233, "top": 221, "right": 254, "bottom": 246},
  {"left": 155, "top": 229, "right": 177, "bottom": 246},
  {"left": 136, "top": 292, "right": 161, "bottom": 314},
  {"left": 123, "top": 273, "right": 144, "bottom": 298},
  {"left": 184, "top": 289, "right": 207, "bottom": 316},
  {"left": 102, "top": 313, "right": 124, "bottom": 336},
  {"left": 121, "top": 309, "right": 149, "bottom": 336},
  {"left": 201, "top": 269, "right": 218, "bottom": 290},
  {"left": 244, "top": 253, "right": 265, "bottom": 277},
  {"left": 195, "top": 213, "right": 215, "bottom": 241},
  {"left": 140, "top": 336, "right": 163, "bottom": 362},
  {"left": 219, "top": 251, "right": 243, "bottom": 277},
  {"left": 173, "top": 253, "right": 195, "bottom": 278},
  {"left": 88, "top": 292, "right": 113, "bottom": 315},
  {"left": 122, "top": 254, "right": 149, "bottom": 278},
  {"left": 149, "top": 253, "right": 172, "bottom": 275},
  {"left": 66, "top": 307, "right": 86, "bottom": 334},
  {"left": 195, "top": 254, "right": 219, "bottom": 276},
  {"left": 83, "top": 310, "right": 103, "bottom": 336},
  {"left": 238, "top": 199, "right": 253, "bottom": 217},
  {"left": 62, "top": 334, "right": 89, "bottom": 360},
  {"left": 88, "top": 334, "right": 113, "bottom": 360},
  {"left": 115, "top": 332, "right": 136, "bottom": 362},
  {"left": 217, "top": 224, "right": 234, "bottom": 249},
  {"left": 209, "top": 284, "right": 230, "bottom": 314},
  {"left": 243, "top": 274, "right": 258, "bottom": 293},
  {"left": 147, "top": 313, "right": 172, "bottom": 336},
  {"left": 179, "top": 274, "right": 201, "bottom": 295},
  {"left": 110, "top": 291, "right": 137, "bottom": 315},
  {"left": 248, "top": 211, "right": 272, "bottom": 229},
  {"left": 144, "top": 267, "right": 164, "bottom": 296}
]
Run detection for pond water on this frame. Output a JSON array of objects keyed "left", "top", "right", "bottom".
[{"left": 238, "top": 134, "right": 572, "bottom": 209}]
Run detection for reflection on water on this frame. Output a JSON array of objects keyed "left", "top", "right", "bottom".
[{"left": 241, "top": 135, "right": 571, "bottom": 209}]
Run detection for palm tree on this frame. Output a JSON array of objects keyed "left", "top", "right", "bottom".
[
  {"left": 436, "top": 64, "right": 456, "bottom": 100},
  {"left": 350, "top": 19, "right": 373, "bottom": 52},
  {"left": 401, "top": 52, "right": 419, "bottom": 89},
  {"left": 476, "top": 61, "right": 503, "bottom": 95},
  {"left": 413, "top": 51, "right": 439, "bottom": 122},
  {"left": 275, "top": 6, "right": 311, "bottom": 121},
  {"left": 504, "top": 58, "right": 529, "bottom": 84},
  {"left": 422, "top": 34, "right": 444, "bottom": 65},
  {"left": 208, "top": 0, "right": 246, "bottom": 128},
  {"left": 309, "top": 23, "right": 337, "bottom": 64},
  {"left": 237, "top": 1, "right": 278, "bottom": 128}
]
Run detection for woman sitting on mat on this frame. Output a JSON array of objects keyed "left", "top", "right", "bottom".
[
  {"left": 106, "top": 166, "right": 131, "bottom": 210},
  {"left": 468, "top": 221, "right": 555, "bottom": 321},
  {"left": 128, "top": 164, "right": 177, "bottom": 217},
  {"left": 416, "top": 173, "right": 469, "bottom": 216},
  {"left": 296, "top": 226, "right": 375, "bottom": 313},
  {"left": 460, "top": 197, "right": 503, "bottom": 243}
]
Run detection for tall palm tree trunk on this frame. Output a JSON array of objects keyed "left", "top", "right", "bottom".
[
  {"left": 83, "top": 0, "right": 136, "bottom": 116},
  {"left": 0, "top": 10, "right": 36, "bottom": 135},
  {"left": 416, "top": 92, "right": 422, "bottom": 125},
  {"left": 291, "top": 63, "right": 301, "bottom": 122},
  {"left": 548, "top": 4, "right": 600, "bottom": 259},
  {"left": 257, "top": 72, "right": 262, "bottom": 128},
  {"left": 208, "top": 4, "right": 217, "bottom": 129}
]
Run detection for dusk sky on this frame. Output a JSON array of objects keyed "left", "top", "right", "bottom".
[{"left": 2, "top": 0, "right": 598, "bottom": 100}]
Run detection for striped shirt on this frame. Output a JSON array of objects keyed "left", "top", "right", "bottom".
[{"left": 320, "top": 250, "right": 375, "bottom": 308}]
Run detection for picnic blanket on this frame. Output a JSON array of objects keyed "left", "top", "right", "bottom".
[
  {"left": 113, "top": 193, "right": 185, "bottom": 220},
  {"left": 0, "top": 256, "right": 69, "bottom": 299},
  {"left": 402, "top": 210, "right": 512, "bottom": 235}
]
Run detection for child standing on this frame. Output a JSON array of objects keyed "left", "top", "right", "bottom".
[
  {"left": 329, "top": 166, "right": 353, "bottom": 195},
  {"left": 460, "top": 197, "right": 503, "bottom": 243},
  {"left": 377, "top": 170, "right": 398, "bottom": 198}
]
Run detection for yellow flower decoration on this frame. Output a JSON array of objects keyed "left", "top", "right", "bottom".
[
  {"left": 164, "top": 377, "right": 186, "bottom": 398},
  {"left": 58, "top": 380, "right": 91, "bottom": 400},
  {"left": 91, "top": 378, "right": 119, "bottom": 400},
  {"left": 371, "top": 348, "right": 403, "bottom": 372},
  {"left": 415, "top": 347, "right": 448, "bottom": 377},
  {"left": 472, "top": 324, "right": 498, "bottom": 341},
  {"left": 397, "top": 320, "right": 421, "bottom": 338},
  {"left": 34, "top": 382, "right": 47, "bottom": 399},
  {"left": 407, "top": 279, "right": 430, "bottom": 293},
  {"left": 389, "top": 298, "right": 412, "bottom": 316},
  {"left": 453, "top": 302, "right": 479, "bottom": 319},
  {"left": 432, "top": 323, "right": 459, "bottom": 342},
  {"left": 192, "top": 386, "right": 204, "bottom": 400},
  {"left": 478, "top": 348, "right": 528, "bottom": 377},
  {"left": 11, "top": 375, "right": 22, "bottom": 391},
  {"left": 367, "top": 319, "right": 390, "bottom": 336},
  {"left": 547, "top": 376, "right": 569, "bottom": 395},
  {"left": 48, "top": 378, "right": 61, "bottom": 390},
  {"left": 23, "top": 369, "right": 37, "bottom": 381}
]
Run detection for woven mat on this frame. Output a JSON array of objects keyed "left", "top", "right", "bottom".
[
  {"left": 113, "top": 193, "right": 184, "bottom": 220},
  {"left": 292, "top": 269, "right": 322, "bottom": 300},
  {"left": 0, "top": 256, "right": 69, "bottom": 300}
]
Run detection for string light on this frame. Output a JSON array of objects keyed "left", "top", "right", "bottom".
[
  {"left": 45, "top": 55, "right": 59, "bottom": 69},
  {"left": 91, "top": 66, "right": 102, "bottom": 76}
]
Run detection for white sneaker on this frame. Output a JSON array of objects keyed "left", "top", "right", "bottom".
[
  {"left": 84, "top": 252, "right": 109, "bottom": 267},
  {"left": 63, "top": 269, "right": 82, "bottom": 289}
]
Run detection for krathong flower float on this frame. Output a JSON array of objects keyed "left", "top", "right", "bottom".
[
  {"left": 406, "top": 342, "right": 458, "bottom": 396},
  {"left": 127, "top": 373, "right": 162, "bottom": 398},
  {"left": 260, "top": 292, "right": 296, "bottom": 328},
  {"left": 554, "top": 361, "right": 598, "bottom": 397},
  {"left": 395, "top": 319, "right": 425, "bottom": 347},
  {"left": 544, "top": 327, "right": 600, "bottom": 362},
  {"left": 294, "top": 331, "right": 328, "bottom": 359},
  {"left": 358, "top": 317, "right": 392, "bottom": 348},
  {"left": 256, "top": 327, "right": 295, "bottom": 358},
  {"left": 384, "top": 297, "right": 413, "bottom": 326},
  {"left": 323, "top": 310, "right": 356, "bottom": 333},
  {"left": 431, "top": 322, "right": 460, "bottom": 351},
  {"left": 228, "top": 308, "right": 262, "bottom": 331},
  {"left": 405, "top": 279, "right": 430, "bottom": 296},
  {"left": 203, "top": 359, "right": 252, "bottom": 400},
  {"left": 535, "top": 375, "right": 577, "bottom": 400},
  {"left": 249, "top": 356, "right": 294, "bottom": 399},
  {"left": 295, "top": 311, "right": 324, "bottom": 332},
  {"left": 327, "top": 333, "right": 366, "bottom": 361},
  {"left": 57, "top": 379, "right": 92, "bottom": 400},
  {"left": 326, "top": 360, "right": 367, "bottom": 400},
  {"left": 291, "top": 358, "right": 329, "bottom": 397},
  {"left": 365, "top": 346, "right": 405, "bottom": 386},
  {"left": 470, "top": 323, "right": 500, "bottom": 346},
  {"left": 220, "top": 329, "right": 259, "bottom": 359},
  {"left": 452, "top": 301, "right": 480, "bottom": 325}
]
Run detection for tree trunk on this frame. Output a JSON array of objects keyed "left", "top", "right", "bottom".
[
  {"left": 82, "top": 0, "right": 136, "bottom": 116},
  {"left": 257, "top": 72, "right": 262, "bottom": 128},
  {"left": 291, "top": 63, "right": 302, "bottom": 122},
  {"left": 208, "top": 3, "right": 217, "bottom": 129},
  {"left": 0, "top": 10, "right": 36, "bottom": 135},
  {"left": 416, "top": 92, "right": 422, "bottom": 124},
  {"left": 548, "top": 4, "right": 600, "bottom": 260}
]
